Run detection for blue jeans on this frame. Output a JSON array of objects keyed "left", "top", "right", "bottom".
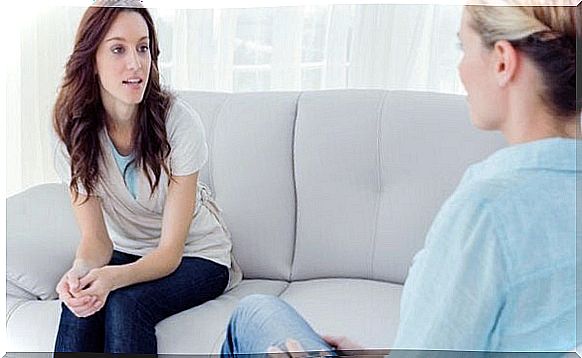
[
  {"left": 54, "top": 250, "right": 229, "bottom": 354},
  {"left": 220, "top": 297, "right": 575, "bottom": 358},
  {"left": 221, "top": 294, "right": 337, "bottom": 357}
]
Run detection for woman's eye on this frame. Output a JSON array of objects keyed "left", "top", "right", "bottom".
[
  {"left": 112, "top": 46, "right": 124, "bottom": 54},
  {"left": 138, "top": 45, "right": 149, "bottom": 52}
]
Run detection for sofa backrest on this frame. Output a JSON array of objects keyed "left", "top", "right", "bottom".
[
  {"left": 180, "top": 90, "right": 506, "bottom": 284},
  {"left": 180, "top": 91, "right": 301, "bottom": 281},
  {"left": 7, "top": 90, "right": 506, "bottom": 290}
]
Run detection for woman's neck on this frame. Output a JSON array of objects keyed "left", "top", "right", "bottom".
[
  {"left": 105, "top": 108, "right": 137, "bottom": 157},
  {"left": 500, "top": 93, "right": 578, "bottom": 145},
  {"left": 502, "top": 116, "right": 577, "bottom": 145}
]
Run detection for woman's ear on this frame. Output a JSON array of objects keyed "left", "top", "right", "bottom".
[{"left": 492, "top": 40, "right": 518, "bottom": 88}]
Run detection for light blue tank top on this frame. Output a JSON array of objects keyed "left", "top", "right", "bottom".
[{"left": 110, "top": 142, "right": 138, "bottom": 199}]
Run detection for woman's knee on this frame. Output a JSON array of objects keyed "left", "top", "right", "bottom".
[
  {"left": 230, "top": 294, "right": 286, "bottom": 325},
  {"left": 105, "top": 289, "right": 154, "bottom": 326}
]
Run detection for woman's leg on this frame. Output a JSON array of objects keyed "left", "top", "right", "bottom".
[
  {"left": 53, "top": 251, "right": 137, "bottom": 353},
  {"left": 221, "top": 294, "right": 337, "bottom": 357},
  {"left": 103, "top": 256, "right": 229, "bottom": 354},
  {"left": 54, "top": 303, "right": 106, "bottom": 353}
]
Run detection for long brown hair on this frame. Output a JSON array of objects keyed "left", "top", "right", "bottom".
[{"left": 53, "top": 0, "right": 173, "bottom": 202}]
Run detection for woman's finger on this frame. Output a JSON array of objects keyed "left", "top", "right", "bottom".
[
  {"left": 321, "top": 335, "right": 340, "bottom": 347},
  {"left": 79, "top": 298, "right": 103, "bottom": 318},
  {"left": 57, "top": 281, "right": 73, "bottom": 301},
  {"left": 74, "top": 306, "right": 97, "bottom": 318},
  {"left": 285, "top": 339, "right": 308, "bottom": 358},
  {"left": 78, "top": 271, "right": 98, "bottom": 290},
  {"left": 76, "top": 285, "right": 98, "bottom": 297},
  {"left": 267, "top": 346, "right": 286, "bottom": 357},
  {"left": 65, "top": 295, "right": 94, "bottom": 308},
  {"left": 66, "top": 271, "right": 81, "bottom": 293},
  {"left": 70, "top": 297, "right": 98, "bottom": 317}
]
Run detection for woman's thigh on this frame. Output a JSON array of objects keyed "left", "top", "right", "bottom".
[{"left": 106, "top": 256, "right": 229, "bottom": 324}]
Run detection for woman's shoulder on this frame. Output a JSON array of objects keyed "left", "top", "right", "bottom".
[
  {"left": 449, "top": 170, "right": 515, "bottom": 212},
  {"left": 164, "top": 96, "right": 206, "bottom": 138},
  {"left": 166, "top": 96, "right": 202, "bottom": 125}
]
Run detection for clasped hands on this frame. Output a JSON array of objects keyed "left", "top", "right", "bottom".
[{"left": 56, "top": 263, "right": 117, "bottom": 318}]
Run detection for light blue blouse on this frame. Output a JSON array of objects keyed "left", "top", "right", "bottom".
[{"left": 393, "top": 137, "right": 577, "bottom": 353}]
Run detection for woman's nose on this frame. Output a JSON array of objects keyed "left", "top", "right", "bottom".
[{"left": 127, "top": 49, "right": 142, "bottom": 71}]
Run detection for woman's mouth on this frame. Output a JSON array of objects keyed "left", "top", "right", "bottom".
[{"left": 122, "top": 78, "right": 143, "bottom": 89}]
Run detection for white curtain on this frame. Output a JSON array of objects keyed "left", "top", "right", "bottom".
[
  {"left": 6, "top": 4, "right": 464, "bottom": 196},
  {"left": 349, "top": 5, "right": 464, "bottom": 93}
]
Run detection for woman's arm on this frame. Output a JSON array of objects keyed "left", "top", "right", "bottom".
[
  {"left": 70, "top": 192, "right": 114, "bottom": 271},
  {"left": 77, "top": 172, "right": 199, "bottom": 298},
  {"left": 55, "top": 191, "right": 114, "bottom": 317},
  {"left": 392, "top": 195, "right": 508, "bottom": 351},
  {"left": 111, "top": 172, "right": 199, "bottom": 288}
]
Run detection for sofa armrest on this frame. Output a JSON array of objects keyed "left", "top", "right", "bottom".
[
  {"left": 7, "top": 183, "right": 78, "bottom": 301},
  {"left": 6, "top": 279, "right": 38, "bottom": 322}
]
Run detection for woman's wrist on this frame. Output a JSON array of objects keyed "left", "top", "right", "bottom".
[
  {"left": 103, "top": 264, "right": 130, "bottom": 291},
  {"left": 72, "top": 258, "right": 93, "bottom": 272}
]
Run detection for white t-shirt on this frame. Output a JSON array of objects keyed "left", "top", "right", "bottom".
[{"left": 52, "top": 98, "right": 241, "bottom": 289}]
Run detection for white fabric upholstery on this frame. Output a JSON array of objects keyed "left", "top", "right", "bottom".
[
  {"left": 6, "top": 300, "right": 62, "bottom": 352},
  {"left": 6, "top": 184, "right": 78, "bottom": 300},
  {"left": 6, "top": 90, "right": 505, "bottom": 354},
  {"left": 211, "top": 92, "right": 300, "bottom": 280},
  {"left": 292, "top": 90, "right": 504, "bottom": 283},
  {"left": 154, "top": 279, "right": 288, "bottom": 354},
  {"left": 280, "top": 279, "right": 403, "bottom": 348}
]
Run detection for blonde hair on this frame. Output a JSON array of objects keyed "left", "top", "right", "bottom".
[
  {"left": 466, "top": 3, "right": 579, "bottom": 118},
  {"left": 466, "top": 4, "right": 577, "bottom": 47}
]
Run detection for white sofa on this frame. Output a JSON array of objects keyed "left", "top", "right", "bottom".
[{"left": 6, "top": 89, "right": 505, "bottom": 355}]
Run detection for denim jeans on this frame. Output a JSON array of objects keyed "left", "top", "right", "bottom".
[
  {"left": 221, "top": 294, "right": 337, "bottom": 357},
  {"left": 54, "top": 250, "right": 229, "bottom": 354}
]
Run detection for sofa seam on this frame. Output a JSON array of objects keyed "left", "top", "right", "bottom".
[
  {"left": 274, "top": 281, "right": 293, "bottom": 299},
  {"left": 5, "top": 272, "right": 43, "bottom": 300},
  {"left": 369, "top": 91, "right": 390, "bottom": 279},
  {"left": 209, "top": 95, "right": 232, "bottom": 192},
  {"left": 5, "top": 299, "right": 37, "bottom": 325},
  {"left": 288, "top": 92, "right": 304, "bottom": 282}
]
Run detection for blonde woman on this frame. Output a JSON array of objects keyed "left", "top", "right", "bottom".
[{"left": 220, "top": 3, "right": 579, "bottom": 355}]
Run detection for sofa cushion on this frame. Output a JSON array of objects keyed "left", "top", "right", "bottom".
[
  {"left": 6, "top": 300, "right": 62, "bottom": 352},
  {"left": 6, "top": 184, "right": 78, "bottom": 300},
  {"left": 206, "top": 92, "right": 301, "bottom": 280},
  {"left": 293, "top": 89, "right": 388, "bottom": 282},
  {"left": 292, "top": 90, "right": 505, "bottom": 284},
  {"left": 280, "top": 278, "right": 403, "bottom": 349},
  {"left": 157, "top": 279, "right": 288, "bottom": 354},
  {"left": 6, "top": 279, "right": 288, "bottom": 354}
]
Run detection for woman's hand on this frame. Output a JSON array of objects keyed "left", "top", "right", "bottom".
[
  {"left": 73, "top": 266, "right": 119, "bottom": 316},
  {"left": 321, "top": 335, "right": 363, "bottom": 352},
  {"left": 267, "top": 338, "right": 333, "bottom": 357},
  {"left": 56, "top": 263, "right": 100, "bottom": 318},
  {"left": 322, "top": 336, "right": 387, "bottom": 357},
  {"left": 265, "top": 336, "right": 367, "bottom": 357}
]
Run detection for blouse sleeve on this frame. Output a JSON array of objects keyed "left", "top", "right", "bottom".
[
  {"left": 392, "top": 188, "right": 510, "bottom": 352},
  {"left": 166, "top": 99, "right": 209, "bottom": 177}
]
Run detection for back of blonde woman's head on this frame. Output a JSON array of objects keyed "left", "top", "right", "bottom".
[{"left": 466, "top": 2, "right": 579, "bottom": 119}]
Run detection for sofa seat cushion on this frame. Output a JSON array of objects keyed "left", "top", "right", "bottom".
[
  {"left": 280, "top": 278, "right": 403, "bottom": 349},
  {"left": 6, "top": 299, "right": 62, "bottom": 352},
  {"left": 6, "top": 279, "right": 289, "bottom": 354},
  {"left": 157, "top": 279, "right": 288, "bottom": 354}
]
